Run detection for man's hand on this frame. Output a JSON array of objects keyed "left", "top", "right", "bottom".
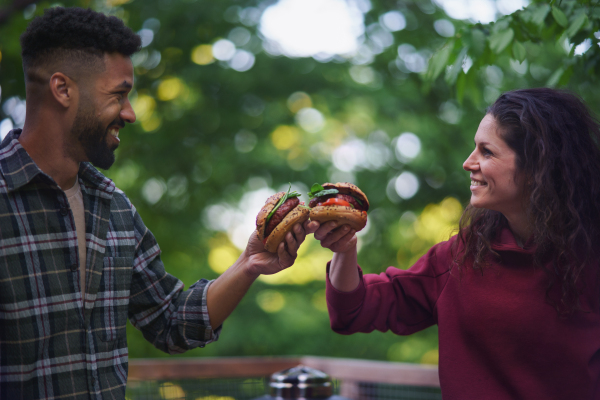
[
  {"left": 313, "top": 220, "right": 357, "bottom": 254},
  {"left": 244, "top": 219, "right": 319, "bottom": 277},
  {"left": 206, "top": 219, "right": 318, "bottom": 329}
]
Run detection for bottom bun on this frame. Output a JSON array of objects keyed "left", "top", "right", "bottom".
[
  {"left": 264, "top": 206, "right": 310, "bottom": 253},
  {"left": 309, "top": 205, "right": 367, "bottom": 232}
]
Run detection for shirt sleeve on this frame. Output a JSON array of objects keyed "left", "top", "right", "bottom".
[
  {"left": 126, "top": 209, "right": 220, "bottom": 354},
  {"left": 326, "top": 238, "right": 454, "bottom": 336}
]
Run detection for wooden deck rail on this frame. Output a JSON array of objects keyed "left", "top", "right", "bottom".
[{"left": 129, "top": 356, "right": 440, "bottom": 397}]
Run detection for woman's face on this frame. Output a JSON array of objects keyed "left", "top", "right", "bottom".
[{"left": 463, "top": 115, "right": 526, "bottom": 217}]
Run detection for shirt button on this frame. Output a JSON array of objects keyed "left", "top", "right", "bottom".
[
  {"left": 60, "top": 207, "right": 69, "bottom": 216},
  {"left": 70, "top": 264, "right": 78, "bottom": 272}
]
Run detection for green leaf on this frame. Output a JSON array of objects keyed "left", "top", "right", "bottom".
[
  {"left": 489, "top": 28, "right": 514, "bottom": 54},
  {"left": 565, "top": 13, "right": 588, "bottom": 38},
  {"left": 425, "top": 42, "right": 453, "bottom": 81},
  {"left": 311, "top": 189, "right": 339, "bottom": 199},
  {"left": 551, "top": 6, "right": 568, "bottom": 28},
  {"left": 557, "top": 65, "right": 574, "bottom": 86},
  {"left": 512, "top": 41, "right": 527, "bottom": 63},
  {"left": 265, "top": 184, "right": 300, "bottom": 229},
  {"left": 456, "top": 73, "right": 467, "bottom": 104},
  {"left": 546, "top": 66, "right": 565, "bottom": 87},
  {"left": 470, "top": 29, "right": 486, "bottom": 55},
  {"left": 445, "top": 47, "right": 468, "bottom": 85},
  {"left": 308, "top": 183, "right": 325, "bottom": 199},
  {"left": 531, "top": 4, "right": 550, "bottom": 27}
]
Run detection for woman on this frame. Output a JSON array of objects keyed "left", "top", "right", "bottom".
[{"left": 313, "top": 88, "right": 600, "bottom": 399}]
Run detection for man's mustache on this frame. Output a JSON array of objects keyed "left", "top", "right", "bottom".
[{"left": 108, "top": 119, "right": 126, "bottom": 129}]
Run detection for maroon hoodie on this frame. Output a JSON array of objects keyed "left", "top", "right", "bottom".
[{"left": 326, "top": 228, "right": 600, "bottom": 399}]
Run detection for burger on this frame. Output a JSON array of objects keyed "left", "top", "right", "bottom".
[
  {"left": 256, "top": 186, "right": 310, "bottom": 253},
  {"left": 307, "top": 182, "right": 369, "bottom": 231}
]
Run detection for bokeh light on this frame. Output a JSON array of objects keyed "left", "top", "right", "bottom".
[
  {"left": 212, "top": 39, "right": 236, "bottom": 61},
  {"left": 0, "top": 119, "right": 13, "bottom": 140},
  {"left": 271, "top": 125, "right": 301, "bottom": 150},
  {"left": 256, "top": 290, "right": 286, "bottom": 312},
  {"left": 287, "top": 92, "right": 312, "bottom": 113},
  {"left": 413, "top": 197, "right": 462, "bottom": 243},
  {"left": 157, "top": 77, "right": 185, "bottom": 101},
  {"left": 137, "top": 28, "right": 154, "bottom": 48},
  {"left": 141, "top": 178, "right": 166, "bottom": 205},
  {"left": 208, "top": 245, "right": 240, "bottom": 274},
  {"left": 260, "top": 0, "right": 365, "bottom": 57},
  {"left": 433, "top": 19, "right": 455, "bottom": 37},
  {"left": 380, "top": 11, "right": 406, "bottom": 32},
  {"left": 394, "top": 132, "right": 421, "bottom": 163},
  {"left": 191, "top": 44, "right": 215, "bottom": 65},
  {"left": 295, "top": 108, "right": 325, "bottom": 133},
  {"left": 228, "top": 49, "right": 255, "bottom": 72},
  {"left": 395, "top": 171, "right": 419, "bottom": 199}
]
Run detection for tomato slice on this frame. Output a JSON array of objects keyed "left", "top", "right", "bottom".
[{"left": 319, "top": 198, "right": 352, "bottom": 208}]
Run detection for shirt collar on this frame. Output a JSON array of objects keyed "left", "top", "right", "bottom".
[
  {"left": 491, "top": 225, "right": 535, "bottom": 254},
  {"left": 0, "top": 129, "right": 115, "bottom": 196}
]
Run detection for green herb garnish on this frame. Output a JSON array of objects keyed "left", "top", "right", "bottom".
[
  {"left": 265, "top": 184, "right": 301, "bottom": 233},
  {"left": 308, "top": 183, "right": 339, "bottom": 199}
]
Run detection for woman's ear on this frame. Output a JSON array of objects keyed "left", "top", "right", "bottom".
[{"left": 49, "top": 72, "right": 77, "bottom": 108}]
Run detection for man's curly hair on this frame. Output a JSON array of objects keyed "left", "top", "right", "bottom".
[{"left": 20, "top": 7, "right": 141, "bottom": 73}]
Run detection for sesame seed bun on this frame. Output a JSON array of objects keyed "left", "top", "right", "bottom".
[
  {"left": 256, "top": 192, "right": 310, "bottom": 253},
  {"left": 309, "top": 205, "right": 367, "bottom": 232},
  {"left": 263, "top": 205, "right": 309, "bottom": 253}
]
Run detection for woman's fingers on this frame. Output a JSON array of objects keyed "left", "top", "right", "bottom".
[
  {"left": 313, "top": 221, "right": 339, "bottom": 241},
  {"left": 329, "top": 229, "right": 357, "bottom": 253}
]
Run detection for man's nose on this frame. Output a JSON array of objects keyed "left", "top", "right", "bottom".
[{"left": 121, "top": 100, "right": 136, "bottom": 124}]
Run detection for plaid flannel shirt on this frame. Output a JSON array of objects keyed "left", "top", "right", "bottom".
[{"left": 0, "top": 130, "right": 219, "bottom": 399}]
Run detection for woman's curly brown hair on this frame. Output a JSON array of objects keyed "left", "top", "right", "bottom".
[{"left": 455, "top": 88, "right": 600, "bottom": 314}]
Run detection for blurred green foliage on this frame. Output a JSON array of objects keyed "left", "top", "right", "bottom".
[{"left": 0, "top": 0, "right": 599, "bottom": 367}]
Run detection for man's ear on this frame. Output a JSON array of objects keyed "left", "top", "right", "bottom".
[{"left": 49, "top": 72, "right": 77, "bottom": 108}]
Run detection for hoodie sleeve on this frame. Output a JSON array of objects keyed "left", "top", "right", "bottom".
[{"left": 326, "top": 238, "right": 454, "bottom": 336}]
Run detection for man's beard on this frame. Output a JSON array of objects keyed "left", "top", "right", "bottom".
[{"left": 70, "top": 104, "right": 120, "bottom": 170}]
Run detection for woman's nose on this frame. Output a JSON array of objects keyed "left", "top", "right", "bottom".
[{"left": 463, "top": 151, "right": 478, "bottom": 171}]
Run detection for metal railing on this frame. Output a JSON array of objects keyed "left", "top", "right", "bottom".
[{"left": 127, "top": 356, "right": 441, "bottom": 400}]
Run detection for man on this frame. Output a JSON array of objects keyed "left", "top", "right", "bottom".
[{"left": 0, "top": 7, "right": 313, "bottom": 399}]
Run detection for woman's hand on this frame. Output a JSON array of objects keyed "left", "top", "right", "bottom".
[
  {"left": 312, "top": 220, "right": 360, "bottom": 292},
  {"left": 313, "top": 221, "right": 357, "bottom": 253}
]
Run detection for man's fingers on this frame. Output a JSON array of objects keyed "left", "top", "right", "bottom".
[
  {"left": 277, "top": 241, "right": 293, "bottom": 268},
  {"left": 284, "top": 229, "right": 300, "bottom": 259},
  {"left": 292, "top": 223, "right": 307, "bottom": 245}
]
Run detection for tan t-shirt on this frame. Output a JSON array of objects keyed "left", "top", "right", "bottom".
[{"left": 64, "top": 178, "right": 86, "bottom": 297}]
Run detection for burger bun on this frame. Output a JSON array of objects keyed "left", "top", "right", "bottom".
[
  {"left": 263, "top": 205, "right": 310, "bottom": 253},
  {"left": 309, "top": 205, "right": 367, "bottom": 232}
]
